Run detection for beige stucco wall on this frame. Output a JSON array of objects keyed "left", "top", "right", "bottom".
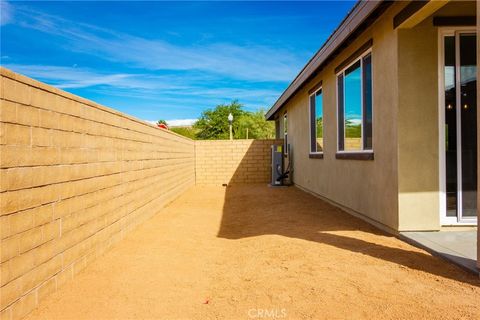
[
  {"left": 396, "top": 17, "right": 440, "bottom": 231},
  {"left": 0, "top": 68, "right": 195, "bottom": 319},
  {"left": 397, "top": 1, "right": 476, "bottom": 231},
  {"left": 279, "top": 2, "right": 404, "bottom": 232},
  {"left": 277, "top": 1, "right": 477, "bottom": 233}
]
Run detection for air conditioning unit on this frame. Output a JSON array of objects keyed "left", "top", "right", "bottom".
[
  {"left": 271, "top": 144, "right": 284, "bottom": 186},
  {"left": 270, "top": 144, "right": 292, "bottom": 187}
]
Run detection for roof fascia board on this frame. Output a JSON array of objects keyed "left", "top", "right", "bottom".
[
  {"left": 266, "top": 0, "right": 384, "bottom": 120},
  {"left": 394, "top": 0, "right": 449, "bottom": 29},
  {"left": 392, "top": 0, "right": 429, "bottom": 29}
]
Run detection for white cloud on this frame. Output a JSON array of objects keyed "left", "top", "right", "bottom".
[
  {"left": 347, "top": 118, "right": 362, "bottom": 125},
  {"left": 166, "top": 119, "right": 197, "bottom": 127},
  {"left": 12, "top": 5, "right": 305, "bottom": 82},
  {"left": 3, "top": 63, "right": 282, "bottom": 114},
  {"left": 2, "top": 63, "right": 187, "bottom": 90},
  {"left": 1, "top": 1, "right": 14, "bottom": 26},
  {"left": 4, "top": 3, "right": 300, "bottom": 116},
  {"left": 145, "top": 119, "right": 197, "bottom": 127}
]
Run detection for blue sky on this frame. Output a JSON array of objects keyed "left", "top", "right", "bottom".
[{"left": 1, "top": 0, "right": 355, "bottom": 124}]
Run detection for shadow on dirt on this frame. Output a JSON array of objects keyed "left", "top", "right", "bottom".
[{"left": 216, "top": 142, "right": 479, "bottom": 286}]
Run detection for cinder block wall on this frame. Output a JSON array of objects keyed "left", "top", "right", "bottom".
[
  {"left": 0, "top": 68, "right": 195, "bottom": 320},
  {"left": 195, "top": 139, "right": 282, "bottom": 185}
]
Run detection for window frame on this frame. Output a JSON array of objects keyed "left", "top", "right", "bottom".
[
  {"left": 335, "top": 48, "right": 373, "bottom": 154},
  {"left": 283, "top": 112, "right": 288, "bottom": 156},
  {"left": 308, "top": 87, "right": 324, "bottom": 156},
  {"left": 275, "top": 118, "right": 281, "bottom": 139}
]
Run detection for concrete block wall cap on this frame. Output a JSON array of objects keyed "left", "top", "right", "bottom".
[{"left": 0, "top": 67, "right": 193, "bottom": 142}]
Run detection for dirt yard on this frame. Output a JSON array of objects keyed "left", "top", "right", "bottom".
[{"left": 26, "top": 185, "right": 480, "bottom": 320}]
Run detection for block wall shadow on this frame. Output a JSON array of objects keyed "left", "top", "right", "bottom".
[
  {"left": 227, "top": 140, "right": 280, "bottom": 184},
  {"left": 217, "top": 141, "right": 480, "bottom": 286}
]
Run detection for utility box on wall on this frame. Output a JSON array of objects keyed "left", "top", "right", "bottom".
[{"left": 271, "top": 144, "right": 284, "bottom": 186}]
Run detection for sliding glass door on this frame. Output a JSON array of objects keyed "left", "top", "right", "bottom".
[{"left": 442, "top": 30, "right": 477, "bottom": 224}]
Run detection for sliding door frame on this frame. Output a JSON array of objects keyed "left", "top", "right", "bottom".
[{"left": 438, "top": 27, "right": 478, "bottom": 225}]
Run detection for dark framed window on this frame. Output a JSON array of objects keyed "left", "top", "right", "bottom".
[
  {"left": 309, "top": 88, "right": 323, "bottom": 153},
  {"left": 283, "top": 112, "right": 288, "bottom": 155},
  {"left": 337, "top": 52, "right": 373, "bottom": 152},
  {"left": 275, "top": 118, "right": 281, "bottom": 139}
]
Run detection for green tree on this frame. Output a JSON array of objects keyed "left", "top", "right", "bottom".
[
  {"left": 192, "top": 101, "right": 275, "bottom": 140},
  {"left": 157, "top": 119, "right": 167, "bottom": 126},
  {"left": 194, "top": 100, "right": 246, "bottom": 140},
  {"left": 236, "top": 108, "right": 275, "bottom": 139},
  {"left": 170, "top": 127, "right": 198, "bottom": 139}
]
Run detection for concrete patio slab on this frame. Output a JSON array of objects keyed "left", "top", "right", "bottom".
[{"left": 400, "top": 230, "right": 478, "bottom": 275}]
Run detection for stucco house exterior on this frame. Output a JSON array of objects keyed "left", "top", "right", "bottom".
[{"left": 266, "top": 0, "right": 478, "bottom": 267}]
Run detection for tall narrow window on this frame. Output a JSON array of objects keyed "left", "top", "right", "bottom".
[
  {"left": 283, "top": 112, "right": 288, "bottom": 155},
  {"left": 337, "top": 52, "right": 373, "bottom": 152},
  {"left": 444, "top": 35, "right": 457, "bottom": 217},
  {"left": 309, "top": 88, "right": 323, "bottom": 153},
  {"left": 363, "top": 54, "right": 373, "bottom": 149},
  {"left": 275, "top": 118, "right": 281, "bottom": 139},
  {"left": 337, "top": 74, "right": 344, "bottom": 151}
]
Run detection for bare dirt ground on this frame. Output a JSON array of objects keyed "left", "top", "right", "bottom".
[{"left": 26, "top": 185, "right": 480, "bottom": 320}]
